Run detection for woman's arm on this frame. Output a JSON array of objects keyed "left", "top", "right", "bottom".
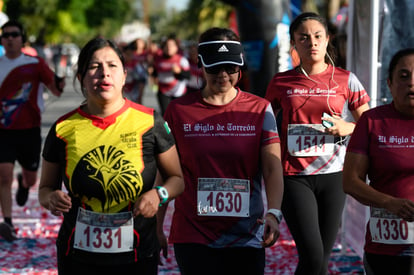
[
  {"left": 324, "top": 103, "right": 370, "bottom": 137},
  {"left": 133, "top": 145, "right": 184, "bottom": 218},
  {"left": 261, "top": 142, "right": 284, "bottom": 247},
  {"left": 343, "top": 152, "right": 414, "bottom": 222},
  {"left": 156, "top": 145, "right": 185, "bottom": 200},
  {"left": 351, "top": 103, "right": 370, "bottom": 119},
  {"left": 343, "top": 151, "right": 383, "bottom": 206},
  {"left": 38, "top": 159, "right": 71, "bottom": 216},
  {"left": 262, "top": 143, "right": 284, "bottom": 210},
  {"left": 154, "top": 145, "right": 184, "bottom": 262}
]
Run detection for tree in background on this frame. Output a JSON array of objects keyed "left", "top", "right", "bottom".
[
  {"left": 1, "top": 0, "right": 345, "bottom": 86},
  {"left": 3, "top": 0, "right": 136, "bottom": 46},
  {"left": 150, "top": 0, "right": 233, "bottom": 43}
]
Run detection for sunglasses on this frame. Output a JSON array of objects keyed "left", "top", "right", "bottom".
[
  {"left": 2, "top": 32, "right": 21, "bottom": 38},
  {"left": 205, "top": 64, "right": 240, "bottom": 75}
]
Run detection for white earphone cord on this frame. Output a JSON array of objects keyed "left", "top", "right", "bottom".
[{"left": 299, "top": 52, "right": 340, "bottom": 116}]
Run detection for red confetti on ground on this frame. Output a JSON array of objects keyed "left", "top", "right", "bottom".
[{"left": 0, "top": 181, "right": 363, "bottom": 274}]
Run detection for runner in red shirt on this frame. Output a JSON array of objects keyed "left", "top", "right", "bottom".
[
  {"left": 0, "top": 21, "right": 64, "bottom": 242},
  {"left": 122, "top": 38, "right": 149, "bottom": 104},
  {"left": 344, "top": 48, "right": 414, "bottom": 275},
  {"left": 185, "top": 42, "right": 205, "bottom": 93},
  {"left": 152, "top": 35, "right": 190, "bottom": 115},
  {"left": 157, "top": 27, "right": 284, "bottom": 275},
  {"left": 265, "top": 12, "right": 370, "bottom": 275}
]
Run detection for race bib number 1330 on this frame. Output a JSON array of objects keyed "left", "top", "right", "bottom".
[{"left": 370, "top": 207, "right": 414, "bottom": 244}]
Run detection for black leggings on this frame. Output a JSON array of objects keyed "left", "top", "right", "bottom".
[
  {"left": 282, "top": 172, "right": 345, "bottom": 275},
  {"left": 174, "top": 243, "right": 265, "bottom": 275},
  {"left": 364, "top": 252, "right": 412, "bottom": 275},
  {"left": 57, "top": 255, "right": 158, "bottom": 275}
]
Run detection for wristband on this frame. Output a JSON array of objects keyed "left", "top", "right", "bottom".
[
  {"left": 154, "top": 186, "right": 168, "bottom": 206},
  {"left": 266, "top": 208, "right": 283, "bottom": 224}
]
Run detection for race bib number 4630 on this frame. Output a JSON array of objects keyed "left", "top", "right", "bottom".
[
  {"left": 197, "top": 178, "right": 250, "bottom": 217},
  {"left": 73, "top": 208, "right": 134, "bottom": 253}
]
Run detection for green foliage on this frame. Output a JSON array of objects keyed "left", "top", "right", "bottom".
[
  {"left": 0, "top": 0, "right": 331, "bottom": 49},
  {"left": 151, "top": 0, "right": 233, "bottom": 43},
  {"left": 198, "top": 0, "right": 233, "bottom": 35},
  {"left": 3, "top": 0, "right": 137, "bottom": 46},
  {"left": 1, "top": 0, "right": 234, "bottom": 49}
]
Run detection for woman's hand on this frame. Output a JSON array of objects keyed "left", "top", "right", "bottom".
[
  {"left": 260, "top": 214, "right": 280, "bottom": 248},
  {"left": 133, "top": 189, "right": 161, "bottom": 218},
  {"left": 48, "top": 190, "right": 72, "bottom": 216},
  {"left": 157, "top": 229, "right": 169, "bottom": 265},
  {"left": 323, "top": 114, "right": 355, "bottom": 137},
  {"left": 384, "top": 197, "right": 414, "bottom": 222},
  {"left": 172, "top": 64, "right": 181, "bottom": 74}
]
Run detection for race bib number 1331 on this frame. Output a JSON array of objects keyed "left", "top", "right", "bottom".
[{"left": 73, "top": 208, "right": 134, "bottom": 253}]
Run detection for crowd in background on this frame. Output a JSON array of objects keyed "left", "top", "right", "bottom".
[{"left": 18, "top": 34, "right": 205, "bottom": 112}]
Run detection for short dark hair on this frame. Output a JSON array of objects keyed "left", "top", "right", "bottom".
[
  {"left": 388, "top": 48, "right": 414, "bottom": 81},
  {"left": 289, "top": 12, "right": 328, "bottom": 41},
  {"left": 160, "top": 34, "right": 179, "bottom": 51},
  {"left": 75, "top": 37, "right": 125, "bottom": 93},
  {"left": 1, "top": 20, "right": 26, "bottom": 43},
  {"left": 198, "top": 27, "right": 240, "bottom": 44}
]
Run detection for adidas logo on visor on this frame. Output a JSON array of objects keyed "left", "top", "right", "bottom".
[{"left": 217, "top": 45, "right": 229, "bottom": 52}]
